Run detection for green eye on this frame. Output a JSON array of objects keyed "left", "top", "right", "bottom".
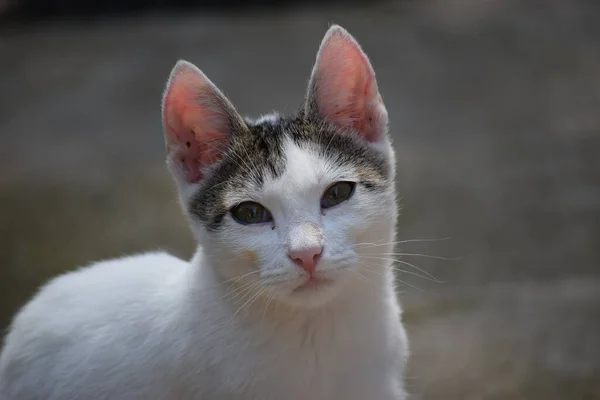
[
  {"left": 231, "top": 202, "right": 273, "bottom": 225},
  {"left": 321, "top": 181, "right": 356, "bottom": 209}
]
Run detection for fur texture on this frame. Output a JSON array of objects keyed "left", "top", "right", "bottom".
[{"left": 0, "top": 25, "right": 408, "bottom": 399}]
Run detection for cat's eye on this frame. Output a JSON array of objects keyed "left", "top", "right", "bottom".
[
  {"left": 231, "top": 202, "right": 273, "bottom": 225},
  {"left": 321, "top": 181, "right": 356, "bottom": 209}
]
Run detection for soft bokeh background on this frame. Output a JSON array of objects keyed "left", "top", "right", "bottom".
[{"left": 1, "top": 0, "right": 599, "bottom": 398}]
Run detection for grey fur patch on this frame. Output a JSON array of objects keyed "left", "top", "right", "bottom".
[{"left": 188, "top": 113, "right": 390, "bottom": 231}]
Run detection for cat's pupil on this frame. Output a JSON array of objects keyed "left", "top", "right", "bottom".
[
  {"left": 242, "top": 205, "right": 258, "bottom": 221},
  {"left": 248, "top": 206, "right": 257, "bottom": 219}
]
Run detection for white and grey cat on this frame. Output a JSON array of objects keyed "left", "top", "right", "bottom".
[{"left": 0, "top": 25, "right": 408, "bottom": 399}]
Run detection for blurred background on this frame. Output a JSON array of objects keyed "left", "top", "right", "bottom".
[{"left": 1, "top": 0, "right": 599, "bottom": 398}]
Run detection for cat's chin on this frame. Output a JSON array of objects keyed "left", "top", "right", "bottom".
[
  {"left": 292, "top": 277, "right": 334, "bottom": 294},
  {"left": 275, "top": 276, "right": 344, "bottom": 308}
]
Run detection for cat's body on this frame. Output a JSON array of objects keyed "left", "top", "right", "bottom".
[
  {"left": 0, "top": 249, "right": 405, "bottom": 399},
  {"left": 0, "top": 26, "right": 408, "bottom": 399}
]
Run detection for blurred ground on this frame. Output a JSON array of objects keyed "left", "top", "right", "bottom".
[{"left": 1, "top": 0, "right": 599, "bottom": 398}]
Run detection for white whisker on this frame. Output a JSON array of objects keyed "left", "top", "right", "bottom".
[
  {"left": 261, "top": 291, "right": 276, "bottom": 326},
  {"left": 371, "top": 252, "right": 462, "bottom": 261},
  {"left": 360, "top": 259, "right": 441, "bottom": 283},
  {"left": 353, "top": 237, "right": 451, "bottom": 248},
  {"left": 360, "top": 255, "right": 441, "bottom": 282},
  {"left": 222, "top": 280, "right": 262, "bottom": 302},
  {"left": 395, "top": 278, "right": 426, "bottom": 293},
  {"left": 233, "top": 287, "right": 268, "bottom": 317}
]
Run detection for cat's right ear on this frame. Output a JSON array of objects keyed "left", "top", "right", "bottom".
[
  {"left": 162, "top": 60, "right": 247, "bottom": 184},
  {"left": 304, "top": 25, "right": 388, "bottom": 143}
]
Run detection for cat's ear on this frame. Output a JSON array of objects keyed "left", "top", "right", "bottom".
[
  {"left": 305, "top": 25, "right": 388, "bottom": 142},
  {"left": 162, "top": 60, "right": 247, "bottom": 183}
]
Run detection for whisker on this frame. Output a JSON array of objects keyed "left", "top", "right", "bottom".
[
  {"left": 261, "top": 291, "right": 276, "bottom": 325},
  {"left": 222, "top": 280, "right": 262, "bottom": 302},
  {"left": 222, "top": 269, "right": 262, "bottom": 287},
  {"left": 371, "top": 253, "right": 463, "bottom": 261},
  {"left": 351, "top": 265, "right": 375, "bottom": 287},
  {"left": 228, "top": 282, "right": 262, "bottom": 310},
  {"left": 360, "top": 256, "right": 440, "bottom": 282},
  {"left": 360, "top": 259, "right": 442, "bottom": 283},
  {"left": 233, "top": 287, "right": 268, "bottom": 317},
  {"left": 222, "top": 274, "right": 260, "bottom": 292},
  {"left": 388, "top": 266, "right": 445, "bottom": 283},
  {"left": 222, "top": 281, "right": 260, "bottom": 300},
  {"left": 395, "top": 278, "right": 427, "bottom": 293},
  {"left": 353, "top": 237, "right": 451, "bottom": 248},
  {"left": 357, "top": 261, "right": 383, "bottom": 276}
]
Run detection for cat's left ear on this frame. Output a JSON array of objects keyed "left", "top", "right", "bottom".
[
  {"left": 162, "top": 60, "right": 247, "bottom": 184},
  {"left": 305, "top": 25, "right": 388, "bottom": 142}
]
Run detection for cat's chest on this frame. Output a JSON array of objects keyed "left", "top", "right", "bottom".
[
  {"left": 216, "top": 346, "right": 385, "bottom": 400},
  {"left": 202, "top": 315, "right": 400, "bottom": 400},
  {"left": 224, "top": 347, "right": 399, "bottom": 400}
]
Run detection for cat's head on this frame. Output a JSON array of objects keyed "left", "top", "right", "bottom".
[{"left": 162, "top": 25, "right": 397, "bottom": 308}]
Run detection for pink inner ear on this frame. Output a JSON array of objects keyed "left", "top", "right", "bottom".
[
  {"left": 163, "top": 65, "right": 232, "bottom": 183},
  {"left": 312, "top": 30, "right": 386, "bottom": 142}
]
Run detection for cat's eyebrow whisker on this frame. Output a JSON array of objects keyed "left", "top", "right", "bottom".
[
  {"left": 209, "top": 136, "right": 260, "bottom": 181},
  {"left": 359, "top": 256, "right": 440, "bottom": 282},
  {"left": 224, "top": 151, "right": 257, "bottom": 181},
  {"left": 206, "top": 179, "right": 230, "bottom": 192},
  {"left": 323, "top": 129, "right": 338, "bottom": 156},
  {"left": 235, "top": 141, "right": 265, "bottom": 184}
]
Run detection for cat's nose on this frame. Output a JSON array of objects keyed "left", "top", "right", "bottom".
[{"left": 288, "top": 245, "right": 323, "bottom": 274}]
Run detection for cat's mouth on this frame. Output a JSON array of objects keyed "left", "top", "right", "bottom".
[{"left": 292, "top": 277, "right": 333, "bottom": 293}]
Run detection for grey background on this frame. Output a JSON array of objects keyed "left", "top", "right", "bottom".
[{"left": 1, "top": 0, "right": 599, "bottom": 398}]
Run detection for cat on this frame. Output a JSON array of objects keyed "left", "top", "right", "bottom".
[{"left": 0, "top": 25, "right": 408, "bottom": 399}]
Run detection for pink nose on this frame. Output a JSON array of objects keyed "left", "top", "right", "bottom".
[{"left": 288, "top": 245, "right": 323, "bottom": 273}]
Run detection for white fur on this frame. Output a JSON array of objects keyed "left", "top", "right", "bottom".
[
  {"left": 0, "top": 25, "right": 408, "bottom": 400},
  {"left": 249, "top": 112, "right": 281, "bottom": 125},
  {"left": 0, "top": 142, "right": 407, "bottom": 400}
]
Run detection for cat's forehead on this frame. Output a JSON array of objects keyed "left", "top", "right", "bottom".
[
  {"left": 228, "top": 115, "right": 329, "bottom": 181},
  {"left": 260, "top": 137, "right": 339, "bottom": 200},
  {"left": 236, "top": 116, "right": 375, "bottom": 185}
]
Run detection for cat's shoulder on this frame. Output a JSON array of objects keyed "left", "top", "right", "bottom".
[
  {"left": 0, "top": 252, "right": 190, "bottom": 398},
  {"left": 10, "top": 252, "right": 187, "bottom": 328},
  {"left": 45, "top": 251, "right": 187, "bottom": 291}
]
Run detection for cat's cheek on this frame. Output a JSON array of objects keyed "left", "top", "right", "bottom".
[
  {"left": 224, "top": 224, "right": 282, "bottom": 265},
  {"left": 319, "top": 210, "right": 359, "bottom": 264}
]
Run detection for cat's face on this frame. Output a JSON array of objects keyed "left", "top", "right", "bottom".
[
  {"left": 162, "top": 25, "right": 396, "bottom": 307},
  {"left": 193, "top": 118, "right": 395, "bottom": 307}
]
